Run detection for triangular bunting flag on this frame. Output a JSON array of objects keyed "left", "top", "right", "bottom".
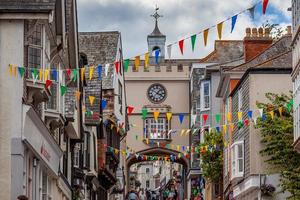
[
  {"left": 52, "top": 68, "right": 58, "bottom": 82},
  {"left": 223, "top": 125, "right": 227, "bottom": 134},
  {"left": 217, "top": 22, "right": 223, "bottom": 39},
  {"left": 269, "top": 111, "right": 274, "bottom": 119},
  {"left": 80, "top": 68, "right": 85, "bottom": 82},
  {"left": 75, "top": 91, "right": 81, "bottom": 101},
  {"left": 18, "top": 67, "right": 25, "bottom": 78},
  {"left": 179, "top": 114, "right": 184, "bottom": 124},
  {"left": 216, "top": 126, "right": 220, "bottom": 133},
  {"left": 263, "top": 0, "right": 269, "bottom": 14},
  {"left": 124, "top": 59, "right": 130, "bottom": 72},
  {"left": 101, "top": 100, "right": 107, "bottom": 109},
  {"left": 154, "top": 111, "right": 160, "bottom": 122},
  {"left": 39, "top": 69, "right": 43, "bottom": 81},
  {"left": 134, "top": 56, "right": 140, "bottom": 71},
  {"left": 238, "top": 111, "right": 243, "bottom": 121},
  {"left": 202, "top": 114, "right": 208, "bottom": 125},
  {"left": 166, "top": 112, "right": 172, "bottom": 122},
  {"left": 45, "top": 80, "right": 52, "bottom": 89},
  {"left": 179, "top": 39, "right": 184, "bottom": 55},
  {"left": 248, "top": 5, "right": 256, "bottom": 19},
  {"left": 12, "top": 66, "right": 17, "bottom": 77},
  {"left": 127, "top": 106, "right": 134, "bottom": 115},
  {"left": 142, "top": 108, "right": 148, "bottom": 120},
  {"left": 248, "top": 111, "right": 253, "bottom": 119},
  {"left": 191, "top": 35, "right": 197, "bottom": 52},
  {"left": 89, "top": 96, "right": 95, "bottom": 106},
  {"left": 145, "top": 53, "right": 149, "bottom": 69},
  {"left": 244, "top": 119, "right": 249, "bottom": 126},
  {"left": 89, "top": 66, "right": 94, "bottom": 80},
  {"left": 72, "top": 69, "right": 78, "bottom": 81},
  {"left": 60, "top": 85, "right": 67, "bottom": 96},
  {"left": 8, "top": 64, "right": 13, "bottom": 76},
  {"left": 259, "top": 108, "right": 264, "bottom": 117},
  {"left": 66, "top": 68, "right": 71, "bottom": 79},
  {"left": 44, "top": 69, "right": 49, "bottom": 81},
  {"left": 114, "top": 61, "right": 119, "bottom": 74},
  {"left": 227, "top": 112, "right": 232, "bottom": 122},
  {"left": 32, "top": 72, "right": 38, "bottom": 84},
  {"left": 105, "top": 64, "right": 109, "bottom": 76},
  {"left": 231, "top": 15, "right": 238, "bottom": 33},
  {"left": 167, "top": 45, "right": 172, "bottom": 59},
  {"left": 215, "top": 114, "right": 221, "bottom": 123},
  {"left": 204, "top": 29, "right": 209, "bottom": 46},
  {"left": 155, "top": 50, "right": 160, "bottom": 64},
  {"left": 230, "top": 123, "right": 234, "bottom": 132},
  {"left": 97, "top": 65, "right": 103, "bottom": 80}
]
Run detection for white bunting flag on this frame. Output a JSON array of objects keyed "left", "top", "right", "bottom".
[
  {"left": 167, "top": 45, "right": 172, "bottom": 59},
  {"left": 105, "top": 63, "right": 110, "bottom": 76}
]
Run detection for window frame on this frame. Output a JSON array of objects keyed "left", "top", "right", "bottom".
[
  {"left": 200, "top": 80, "right": 210, "bottom": 111},
  {"left": 231, "top": 141, "right": 244, "bottom": 179},
  {"left": 144, "top": 117, "right": 169, "bottom": 139}
]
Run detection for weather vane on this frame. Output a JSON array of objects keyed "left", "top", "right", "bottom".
[{"left": 151, "top": 5, "right": 163, "bottom": 21}]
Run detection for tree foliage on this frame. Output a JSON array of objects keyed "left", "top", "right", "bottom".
[
  {"left": 199, "top": 129, "right": 223, "bottom": 183},
  {"left": 256, "top": 93, "right": 300, "bottom": 198}
]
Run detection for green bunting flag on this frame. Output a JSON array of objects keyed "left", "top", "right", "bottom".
[
  {"left": 72, "top": 69, "right": 78, "bottom": 81},
  {"left": 191, "top": 35, "right": 197, "bottom": 52},
  {"left": 124, "top": 59, "right": 130, "bottom": 72},
  {"left": 60, "top": 85, "right": 67, "bottom": 96},
  {"left": 142, "top": 108, "right": 148, "bottom": 120},
  {"left": 215, "top": 114, "right": 221, "bottom": 123},
  {"left": 33, "top": 68, "right": 38, "bottom": 78},
  {"left": 18, "top": 67, "right": 25, "bottom": 78}
]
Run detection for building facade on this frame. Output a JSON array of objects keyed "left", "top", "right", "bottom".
[
  {"left": 0, "top": 0, "right": 80, "bottom": 199},
  {"left": 292, "top": 0, "right": 300, "bottom": 152}
]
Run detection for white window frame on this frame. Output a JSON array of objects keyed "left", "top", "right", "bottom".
[
  {"left": 231, "top": 141, "right": 244, "bottom": 179},
  {"left": 41, "top": 170, "right": 52, "bottom": 200},
  {"left": 238, "top": 88, "right": 243, "bottom": 111},
  {"left": 224, "top": 147, "right": 229, "bottom": 176},
  {"left": 201, "top": 81, "right": 210, "bottom": 111},
  {"left": 74, "top": 143, "right": 80, "bottom": 168},
  {"left": 144, "top": 118, "right": 169, "bottom": 139}
]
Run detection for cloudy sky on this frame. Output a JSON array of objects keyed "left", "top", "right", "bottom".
[{"left": 77, "top": 0, "right": 291, "bottom": 59}]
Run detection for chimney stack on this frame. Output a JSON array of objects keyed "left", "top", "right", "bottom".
[{"left": 243, "top": 27, "right": 273, "bottom": 62}]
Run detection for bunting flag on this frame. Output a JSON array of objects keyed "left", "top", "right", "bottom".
[
  {"left": 97, "top": 65, "right": 103, "bottom": 80},
  {"left": 134, "top": 56, "right": 140, "bottom": 71},
  {"left": 244, "top": 119, "right": 249, "bottom": 126},
  {"left": 13, "top": 66, "right": 17, "bottom": 77},
  {"left": 75, "top": 91, "right": 81, "bottom": 101},
  {"left": 279, "top": 107, "right": 283, "bottom": 117},
  {"left": 105, "top": 64, "right": 109, "bottom": 76},
  {"left": 8, "top": 64, "right": 13, "bottom": 76},
  {"left": 39, "top": 69, "right": 43, "bottom": 81},
  {"left": 114, "top": 61, "right": 119, "bottom": 74},
  {"left": 247, "top": 111, "right": 253, "bottom": 119},
  {"left": 259, "top": 109, "right": 264, "bottom": 117},
  {"left": 89, "top": 96, "right": 95, "bottom": 106},
  {"left": 45, "top": 80, "right": 52, "bottom": 89},
  {"left": 179, "top": 39, "right": 184, "bottom": 55},
  {"left": 202, "top": 114, "right": 208, "bottom": 125},
  {"left": 154, "top": 111, "right": 160, "bottom": 122},
  {"left": 142, "top": 108, "right": 148, "bottom": 120},
  {"left": 60, "top": 85, "right": 67, "bottom": 96},
  {"left": 216, "top": 126, "right": 220, "bottom": 133},
  {"left": 101, "top": 100, "right": 107, "bottom": 109},
  {"left": 179, "top": 114, "right": 185, "bottom": 124},
  {"left": 44, "top": 69, "right": 49, "bottom": 81},
  {"left": 269, "top": 110, "right": 274, "bottom": 119},
  {"left": 203, "top": 29, "right": 209, "bottom": 46},
  {"left": 80, "top": 68, "right": 85, "bottom": 82},
  {"left": 215, "top": 114, "right": 221, "bottom": 123},
  {"left": 263, "top": 0, "right": 269, "bottom": 14},
  {"left": 191, "top": 35, "right": 197, "bottom": 51},
  {"left": 72, "top": 69, "right": 78, "bottom": 81},
  {"left": 230, "top": 123, "right": 234, "bottom": 132},
  {"left": 66, "top": 68, "right": 71, "bottom": 79},
  {"left": 227, "top": 112, "right": 232, "bottom": 122},
  {"left": 124, "top": 59, "right": 130, "bottom": 72},
  {"left": 166, "top": 112, "right": 172, "bottom": 121},
  {"left": 145, "top": 53, "right": 149, "bottom": 69},
  {"left": 89, "top": 66, "right": 94, "bottom": 80},
  {"left": 127, "top": 106, "right": 134, "bottom": 115},
  {"left": 231, "top": 15, "right": 238, "bottom": 33},
  {"left": 167, "top": 45, "right": 172, "bottom": 59},
  {"left": 238, "top": 111, "right": 243, "bottom": 121},
  {"left": 248, "top": 5, "right": 256, "bottom": 19},
  {"left": 18, "top": 67, "right": 25, "bottom": 78},
  {"left": 52, "top": 69, "right": 58, "bottom": 82},
  {"left": 155, "top": 50, "right": 160, "bottom": 64},
  {"left": 32, "top": 72, "right": 38, "bottom": 84},
  {"left": 223, "top": 125, "right": 227, "bottom": 134},
  {"left": 217, "top": 22, "right": 223, "bottom": 39}
]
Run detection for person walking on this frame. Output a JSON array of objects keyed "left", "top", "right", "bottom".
[
  {"left": 126, "top": 190, "right": 140, "bottom": 200},
  {"left": 139, "top": 189, "right": 146, "bottom": 200}
]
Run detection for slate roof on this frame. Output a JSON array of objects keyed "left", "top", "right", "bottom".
[{"left": 0, "top": 0, "right": 56, "bottom": 12}]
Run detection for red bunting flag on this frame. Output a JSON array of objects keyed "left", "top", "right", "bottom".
[
  {"left": 263, "top": 0, "right": 269, "bottom": 14},
  {"left": 202, "top": 114, "right": 208, "bottom": 125},
  {"left": 179, "top": 39, "right": 184, "bottom": 55},
  {"left": 115, "top": 61, "right": 119, "bottom": 74},
  {"left": 244, "top": 119, "right": 249, "bottom": 127},
  {"left": 45, "top": 80, "right": 52, "bottom": 89},
  {"left": 127, "top": 106, "right": 134, "bottom": 115},
  {"left": 66, "top": 68, "right": 71, "bottom": 79}
]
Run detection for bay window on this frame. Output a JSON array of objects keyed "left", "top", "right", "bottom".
[
  {"left": 201, "top": 81, "right": 210, "bottom": 110},
  {"left": 231, "top": 141, "right": 244, "bottom": 179},
  {"left": 144, "top": 118, "right": 169, "bottom": 139}
]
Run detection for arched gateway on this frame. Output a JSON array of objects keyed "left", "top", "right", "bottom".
[{"left": 124, "top": 7, "right": 199, "bottom": 200}]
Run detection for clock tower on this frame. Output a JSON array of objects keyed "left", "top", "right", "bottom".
[{"left": 147, "top": 6, "right": 166, "bottom": 64}]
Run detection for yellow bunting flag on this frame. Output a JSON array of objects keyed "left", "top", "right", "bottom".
[
  {"left": 203, "top": 29, "right": 209, "bottom": 46},
  {"left": 44, "top": 69, "right": 49, "bottom": 81},
  {"left": 80, "top": 68, "right": 85, "bottom": 82},
  {"left": 227, "top": 112, "right": 232, "bottom": 122},
  {"left": 8, "top": 64, "right": 13, "bottom": 76},
  {"left": 185, "top": 129, "right": 191, "bottom": 136},
  {"left": 75, "top": 91, "right": 81, "bottom": 101},
  {"left": 134, "top": 56, "right": 140, "bottom": 71},
  {"left": 279, "top": 107, "right": 283, "bottom": 117},
  {"left": 177, "top": 145, "right": 180, "bottom": 151},
  {"left": 230, "top": 123, "right": 234, "bottom": 132},
  {"left": 39, "top": 69, "right": 43, "bottom": 81},
  {"left": 13, "top": 66, "right": 17, "bottom": 77},
  {"left": 270, "top": 111, "right": 274, "bottom": 119},
  {"left": 89, "top": 66, "right": 94, "bottom": 80},
  {"left": 114, "top": 149, "right": 119, "bottom": 154},
  {"left": 145, "top": 53, "right": 149, "bottom": 69},
  {"left": 180, "top": 130, "right": 185, "bottom": 136},
  {"left": 223, "top": 125, "right": 227, "bottom": 134},
  {"left": 153, "top": 111, "right": 160, "bottom": 122},
  {"left": 238, "top": 111, "right": 243, "bottom": 121},
  {"left": 217, "top": 22, "right": 224, "bottom": 39},
  {"left": 89, "top": 96, "right": 95, "bottom": 106},
  {"left": 166, "top": 112, "right": 172, "bottom": 121},
  {"left": 171, "top": 144, "right": 175, "bottom": 150},
  {"left": 146, "top": 138, "right": 149, "bottom": 145}
]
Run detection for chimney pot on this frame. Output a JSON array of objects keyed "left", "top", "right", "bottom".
[
  {"left": 246, "top": 28, "right": 251, "bottom": 37},
  {"left": 252, "top": 28, "right": 258, "bottom": 37},
  {"left": 258, "top": 27, "right": 263, "bottom": 37},
  {"left": 287, "top": 26, "right": 292, "bottom": 35}
]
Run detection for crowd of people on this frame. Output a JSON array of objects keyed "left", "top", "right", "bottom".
[{"left": 126, "top": 188, "right": 159, "bottom": 200}]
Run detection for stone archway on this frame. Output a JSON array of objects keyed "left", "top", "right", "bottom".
[{"left": 125, "top": 147, "right": 189, "bottom": 199}]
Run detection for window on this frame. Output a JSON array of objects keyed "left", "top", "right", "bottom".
[
  {"left": 84, "top": 132, "right": 91, "bottom": 169},
  {"left": 144, "top": 118, "right": 169, "bottom": 139},
  {"left": 146, "top": 168, "right": 150, "bottom": 174},
  {"left": 42, "top": 171, "right": 52, "bottom": 200},
  {"left": 225, "top": 98, "right": 230, "bottom": 124},
  {"left": 238, "top": 89, "right": 243, "bottom": 111},
  {"left": 146, "top": 180, "right": 150, "bottom": 188},
  {"left": 224, "top": 147, "right": 229, "bottom": 176},
  {"left": 118, "top": 80, "right": 122, "bottom": 105},
  {"left": 201, "top": 81, "right": 210, "bottom": 110},
  {"left": 74, "top": 143, "right": 80, "bottom": 168},
  {"left": 177, "top": 64, "right": 183, "bottom": 72},
  {"left": 231, "top": 141, "right": 244, "bottom": 179}
]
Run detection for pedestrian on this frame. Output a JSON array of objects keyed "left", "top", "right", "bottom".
[
  {"left": 126, "top": 190, "right": 140, "bottom": 200},
  {"left": 17, "top": 195, "right": 28, "bottom": 200},
  {"left": 139, "top": 189, "right": 146, "bottom": 200}
]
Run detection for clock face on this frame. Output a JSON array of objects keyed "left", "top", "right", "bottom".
[{"left": 147, "top": 84, "right": 167, "bottom": 104}]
